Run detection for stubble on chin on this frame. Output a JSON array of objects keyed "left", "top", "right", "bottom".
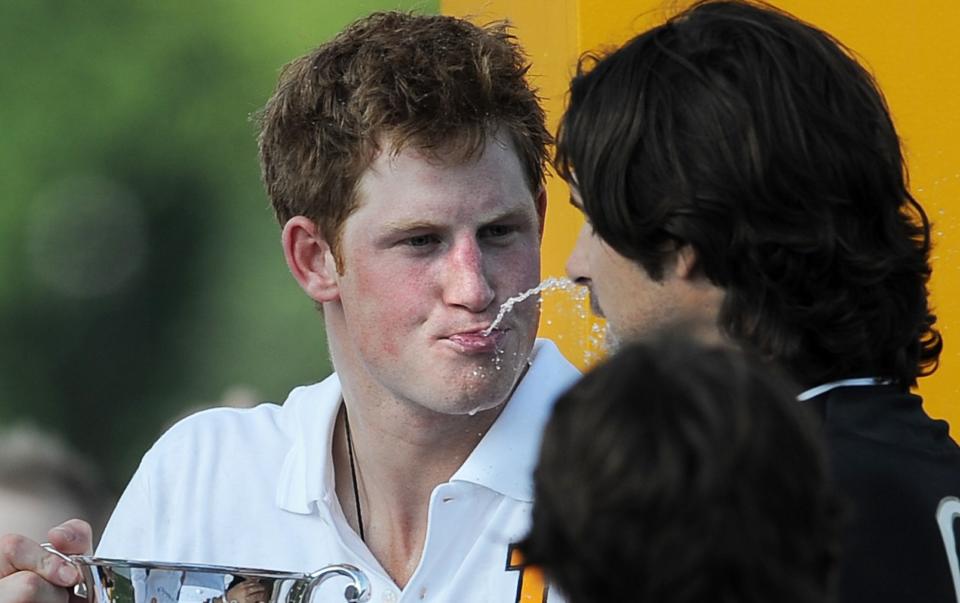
[{"left": 601, "top": 323, "right": 622, "bottom": 353}]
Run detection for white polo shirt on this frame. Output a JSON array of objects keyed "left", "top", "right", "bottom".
[{"left": 97, "top": 339, "right": 578, "bottom": 603}]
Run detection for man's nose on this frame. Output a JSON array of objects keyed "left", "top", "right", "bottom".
[
  {"left": 443, "top": 239, "right": 496, "bottom": 313},
  {"left": 565, "top": 223, "right": 593, "bottom": 285}
]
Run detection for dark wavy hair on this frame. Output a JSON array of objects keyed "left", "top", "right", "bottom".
[
  {"left": 520, "top": 334, "right": 843, "bottom": 603},
  {"left": 257, "top": 12, "right": 549, "bottom": 269},
  {"left": 556, "top": 0, "right": 940, "bottom": 387}
]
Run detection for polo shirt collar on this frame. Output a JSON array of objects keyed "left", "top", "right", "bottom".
[
  {"left": 275, "top": 374, "right": 343, "bottom": 514},
  {"left": 797, "top": 376, "right": 895, "bottom": 401},
  {"left": 451, "top": 339, "right": 577, "bottom": 503}
]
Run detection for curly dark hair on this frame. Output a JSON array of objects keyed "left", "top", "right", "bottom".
[
  {"left": 520, "top": 334, "right": 844, "bottom": 603},
  {"left": 556, "top": 0, "right": 940, "bottom": 388},
  {"left": 257, "top": 11, "right": 549, "bottom": 268}
]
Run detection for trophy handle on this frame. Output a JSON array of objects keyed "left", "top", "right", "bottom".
[
  {"left": 40, "top": 543, "right": 89, "bottom": 599},
  {"left": 293, "top": 564, "right": 369, "bottom": 603}
]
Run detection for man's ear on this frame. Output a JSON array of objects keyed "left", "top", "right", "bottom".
[
  {"left": 282, "top": 216, "right": 340, "bottom": 303},
  {"left": 535, "top": 188, "right": 547, "bottom": 237},
  {"left": 674, "top": 244, "right": 702, "bottom": 281}
]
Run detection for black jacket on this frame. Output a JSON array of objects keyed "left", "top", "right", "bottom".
[{"left": 808, "top": 384, "right": 960, "bottom": 603}]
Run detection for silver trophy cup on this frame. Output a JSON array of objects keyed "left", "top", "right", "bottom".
[{"left": 42, "top": 545, "right": 370, "bottom": 603}]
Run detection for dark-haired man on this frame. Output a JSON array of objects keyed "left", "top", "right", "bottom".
[
  {"left": 560, "top": 1, "right": 960, "bottom": 601},
  {"left": 0, "top": 12, "right": 577, "bottom": 603}
]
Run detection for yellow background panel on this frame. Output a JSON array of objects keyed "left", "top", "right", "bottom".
[{"left": 442, "top": 0, "right": 960, "bottom": 433}]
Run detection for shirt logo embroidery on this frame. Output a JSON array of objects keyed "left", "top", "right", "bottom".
[{"left": 505, "top": 543, "right": 549, "bottom": 603}]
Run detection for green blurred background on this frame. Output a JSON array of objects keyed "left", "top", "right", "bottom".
[{"left": 0, "top": 0, "right": 437, "bottom": 493}]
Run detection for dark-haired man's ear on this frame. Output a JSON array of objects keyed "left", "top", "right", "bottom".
[
  {"left": 282, "top": 216, "right": 341, "bottom": 303},
  {"left": 674, "top": 244, "right": 702, "bottom": 280},
  {"left": 535, "top": 189, "right": 547, "bottom": 238}
]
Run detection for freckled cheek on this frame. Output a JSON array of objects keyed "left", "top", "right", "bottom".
[{"left": 353, "top": 262, "right": 437, "bottom": 356}]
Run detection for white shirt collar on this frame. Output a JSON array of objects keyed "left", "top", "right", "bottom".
[
  {"left": 451, "top": 339, "right": 580, "bottom": 502},
  {"left": 275, "top": 374, "right": 343, "bottom": 514},
  {"left": 797, "top": 377, "right": 893, "bottom": 402},
  {"left": 273, "top": 338, "right": 580, "bottom": 513}
]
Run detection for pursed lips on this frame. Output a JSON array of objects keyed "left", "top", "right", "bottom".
[{"left": 444, "top": 328, "right": 506, "bottom": 353}]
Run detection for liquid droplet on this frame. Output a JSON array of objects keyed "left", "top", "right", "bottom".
[{"left": 483, "top": 277, "right": 575, "bottom": 335}]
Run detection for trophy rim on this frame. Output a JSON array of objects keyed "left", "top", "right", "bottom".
[{"left": 68, "top": 555, "right": 313, "bottom": 581}]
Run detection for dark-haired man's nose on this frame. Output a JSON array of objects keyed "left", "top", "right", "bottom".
[{"left": 565, "top": 223, "right": 593, "bottom": 286}]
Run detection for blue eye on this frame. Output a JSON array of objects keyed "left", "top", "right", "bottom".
[
  {"left": 481, "top": 224, "right": 514, "bottom": 238},
  {"left": 407, "top": 234, "right": 438, "bottom": 247}
]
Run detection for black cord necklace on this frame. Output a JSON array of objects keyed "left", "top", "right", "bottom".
[{"left": 344, "top": 409, "right": 365, "bottom": 542}]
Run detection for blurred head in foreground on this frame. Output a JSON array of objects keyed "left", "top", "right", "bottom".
[
  {"left": 521, "top": 334, "right": 843, "bottom": 603},
  {"left": 0, "top": 426, "right": 113, "bottom": 542}
]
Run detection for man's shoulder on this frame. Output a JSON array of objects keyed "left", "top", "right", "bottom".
[
  {"left": 827, "top": 419, "right": 960, "bottom": 496},
  {"left": 146, "top": 374, "right": 343, "bottom": 466},
  {"left": 823, "top": 385, "right": 960, "bottom": 461},
  {"left": 144, "top": 403, "right": 285, "bottom": 466}
]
